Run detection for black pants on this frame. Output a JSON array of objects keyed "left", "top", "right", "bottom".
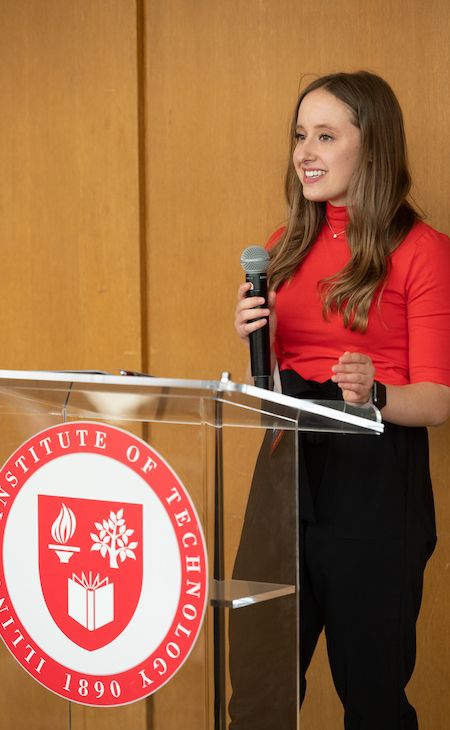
[
  {"left": 300, "top": 524, "right": 432, "bottom": 730},
  {"left": 229, "top": 373, "right": 436, "bottom": 730}
]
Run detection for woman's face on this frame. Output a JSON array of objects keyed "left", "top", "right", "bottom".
[{"left": 293, "top": 87, "right": 361, "bottom": 207}]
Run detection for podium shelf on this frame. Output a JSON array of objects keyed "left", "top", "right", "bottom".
[{"left": 210, "top": 578, "right": 295, "bottom": 609}]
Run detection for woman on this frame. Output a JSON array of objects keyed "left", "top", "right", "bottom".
[{"left": 232, "top": 71, "right": 450, "bottom": 729}]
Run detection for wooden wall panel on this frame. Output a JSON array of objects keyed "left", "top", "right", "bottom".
[
  {"left": 144, "top": 1, "right": 449, "bottom": 728},
  {"left": 0, "top": 1, "right": 146, "bottom": 729},
  {"left": 0, "top": 0, "right": 143, "bottom": 374}
]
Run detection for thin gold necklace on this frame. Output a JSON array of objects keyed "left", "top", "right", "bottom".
[{"left": 325, "top": 216, "right": 346, "bottom": 239}]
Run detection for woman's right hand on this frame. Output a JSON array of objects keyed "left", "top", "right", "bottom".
[{"left": 234, "top": 283, "right": 277, "bottom": 345}]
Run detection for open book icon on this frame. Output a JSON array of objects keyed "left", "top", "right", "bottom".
[{"left": 68, "top": 572, "right": 114, "bottom": 631}]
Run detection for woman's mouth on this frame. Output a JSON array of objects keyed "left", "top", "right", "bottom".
[{"left": 303, "top": 169, "right": 326, "bottom": 183}]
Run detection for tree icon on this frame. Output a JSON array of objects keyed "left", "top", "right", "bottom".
[{"left": 90, "top": 508, "right": 138, "bottom": 569}]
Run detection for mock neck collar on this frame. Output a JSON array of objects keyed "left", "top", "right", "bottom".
[{"left": 325, "top": 202, "right": 349, "bottom": 227}]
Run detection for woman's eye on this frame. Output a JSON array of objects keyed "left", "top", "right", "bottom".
[
  {"left": 294, "top": 133, "right": 305, "bottom": 142},
  {"left": 319, "top": 133, "right": 333, "bottom": 141}
]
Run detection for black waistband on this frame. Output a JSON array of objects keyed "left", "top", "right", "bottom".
[{"left": 280, "top": 369, "right": 343, "bottom": 401}]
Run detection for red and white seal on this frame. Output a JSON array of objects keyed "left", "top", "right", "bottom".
[{"left": 0, "top": 422, "right": 208, "bottom": 706}]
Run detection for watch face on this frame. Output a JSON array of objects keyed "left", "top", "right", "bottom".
[{"left": 373, "top": 381, "right": 387, "bottom": 409}]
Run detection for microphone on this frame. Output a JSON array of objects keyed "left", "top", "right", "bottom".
[{"left": 240, "top": 246, "right": 272, "bottom": 390}]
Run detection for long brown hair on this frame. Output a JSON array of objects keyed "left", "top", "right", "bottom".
[{"left": 268, "top": 71, "right": 419, "bottom": 331}]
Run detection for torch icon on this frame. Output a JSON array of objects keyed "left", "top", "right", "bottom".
[{"left": 48, "top": 503, "right": 80, "bottom": 563}]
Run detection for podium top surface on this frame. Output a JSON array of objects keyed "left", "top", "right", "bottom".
[{"left": 0, "top": 370, "right": 383, "bottom": 434}]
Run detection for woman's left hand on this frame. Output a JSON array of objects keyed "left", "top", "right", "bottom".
[{"left": 331, "top": 351, "right": 375, "bottom": 405}]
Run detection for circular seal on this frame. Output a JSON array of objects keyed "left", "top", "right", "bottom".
[{"left": 0, "top": 422, "right": 208, "bottom": 706}]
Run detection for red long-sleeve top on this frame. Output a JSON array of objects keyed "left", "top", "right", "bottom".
[{"left": 270, "top": 203, "right": 450, "bottom": 387}]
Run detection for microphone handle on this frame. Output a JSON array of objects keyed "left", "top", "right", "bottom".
[{"left": 245, "top": 272, "right": 271, "bottom": 389}]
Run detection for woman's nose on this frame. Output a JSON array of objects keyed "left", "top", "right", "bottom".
[
  {"left": 294, "top": 139, "right": 316, "bottom": 164},
  {"left": 301, "top": 140, "right": 317, "bottom": 161}
]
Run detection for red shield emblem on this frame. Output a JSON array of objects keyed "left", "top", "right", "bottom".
[{"left": 38, "top": 495, "right": 143, "bottom": 651}]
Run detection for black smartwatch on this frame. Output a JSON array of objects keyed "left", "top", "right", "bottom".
[{"left": 371, "top": 380, "right": 387, "bottom": 410}]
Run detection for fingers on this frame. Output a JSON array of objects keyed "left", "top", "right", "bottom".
[
  {"left": 336, "top": 351, "right": 372, "bottom": 365},
  {"left": 234, "top": 284, "right": 272, "bottom": 341},
  {"left": 237, "top": 282, "right": 252, "bottom": 300},
  {"left": 331, "top": 351, "right": 375, "bottom": 404},
  {"left": 331, "top": 352, "right": 375, "bottom": 379},
  {"left": 237, "top": 283, "right": 276, "bottom": 303}
]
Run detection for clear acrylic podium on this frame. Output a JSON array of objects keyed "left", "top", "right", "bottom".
[{"left": 0, "top": 370, "right": 383, "bottom": 730}]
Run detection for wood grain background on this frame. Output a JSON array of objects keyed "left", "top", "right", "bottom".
[{"left": 0, "top": 1, "right": 448, "bottom": 728}]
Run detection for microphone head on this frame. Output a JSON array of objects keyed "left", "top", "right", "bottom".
[{"left": 240, "top": 246, "right": 270, "bottom": 274}]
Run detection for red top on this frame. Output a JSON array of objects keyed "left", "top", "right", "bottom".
[{"left": 269, "top": 203, "right": 450, "bottom": 386}]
